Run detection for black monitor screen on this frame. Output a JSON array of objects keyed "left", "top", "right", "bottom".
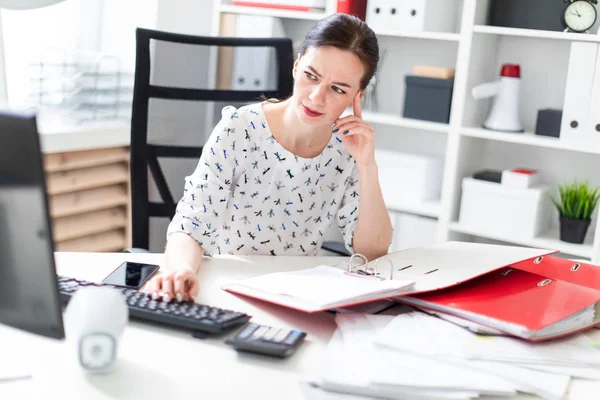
[{"left": 0, "top": 112, "right": 64, "bottom": 339}]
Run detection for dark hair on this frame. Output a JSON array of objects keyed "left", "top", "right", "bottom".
[{"left": 298, "top": 13, "right": 379, "bottom": 90}]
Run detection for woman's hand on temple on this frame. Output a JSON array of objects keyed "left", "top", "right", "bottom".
[
  {"left": 142, "top": 268, "right": 199, "bottom": 303},
  {"left": 332, "top": 92, "right": 376, "bottom": 167}
]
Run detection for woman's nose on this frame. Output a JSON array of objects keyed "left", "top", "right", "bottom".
[{"left": 309, "top": 84, "right": 326, "bottom": 106}]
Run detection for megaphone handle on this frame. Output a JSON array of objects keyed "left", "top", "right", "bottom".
[{"left": 472, "top": 81, "right": 500, "bottom": 99}]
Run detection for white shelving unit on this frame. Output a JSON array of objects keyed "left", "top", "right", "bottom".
[
  {"left": 363, "top": 111, "right": 450, "bottom": 133},
  {"left": 472, "top": 24, "right": 600, "bottom": 43},
  {"left": 461, "top": 127, "right": 600, "bottom": 154},
  {"left": 449, "top": 222, "right": 595, "bottom": 259},
  {"left": 212, "top": 0, "right": 600, "bottom": 263},
  {"left": 373, "top": 29, "right": 461, "bottom": 42}
]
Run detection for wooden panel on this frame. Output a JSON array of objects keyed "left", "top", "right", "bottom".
[
  {"left": 44, "top": 147, "right": 129, "bottom": 173},
  {"left": 44, "top": 145, "right": 132, "bottom": 253},
  {"left": 49, "top": 184, "right": 128, "bottom": 218},
  {"left": 217, "top": 13, "right": 237, "bottom": 90},
  {"left": 53, "top": 207, "right": 127, "bottom": 242},
  {"left": 56, "top": 229, "right": 126, "bottom": 252},
  {"left": 46, "top": 163, "right": 129, "bottom": 195}
]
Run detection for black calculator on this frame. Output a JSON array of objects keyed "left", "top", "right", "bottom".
[{"left": 225, "top": 322, "right": 306, "bottom": 358}]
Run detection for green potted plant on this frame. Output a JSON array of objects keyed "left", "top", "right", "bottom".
[{"left": 548, "top": 181, "right": 600, "bottom": 244}]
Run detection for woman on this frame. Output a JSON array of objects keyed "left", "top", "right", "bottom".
[{"left": 145, "top": 13, "right": 392, "bottom": 303}]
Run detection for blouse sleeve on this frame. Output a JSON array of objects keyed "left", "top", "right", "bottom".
[
  {"left": 336, "top": 164, "right": 360, "bottom": 254},
  {"left": 166, "top": 106, "right": 241, "bottom": 256}
]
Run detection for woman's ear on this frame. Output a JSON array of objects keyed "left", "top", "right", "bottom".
[{"left": 292, "top": 54, "right": 301, "bottom": 79}]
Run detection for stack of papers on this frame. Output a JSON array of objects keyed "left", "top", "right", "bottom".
[{"left": 308, "top": 311, "right": 600, "bottom": 400}]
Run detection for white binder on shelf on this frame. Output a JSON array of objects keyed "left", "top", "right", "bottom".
[
  {"left": 232, "top": 15, "right": 285, "bottom": 92},
  {"left": 560, "top": 42, "right": 599, "bottom": 144},
  {"left": 366, "top": 0, "right": 458, "bottom": 34},
  {"left": 586, "top": 47, "right": 600, "bottom": 137}
]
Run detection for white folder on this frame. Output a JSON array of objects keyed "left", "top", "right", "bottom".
[
  {"left": 560, "top": 42, "right": 599, "bottom": 144},
  {"left": 232, "top": 15, "right": 285, "bottom": 91},
  {"left": 586, "top": 47, "right": 600, "bottom": 137}
]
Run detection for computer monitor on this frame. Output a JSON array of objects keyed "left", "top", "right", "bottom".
[{"left": 0, "top": 111, "right": 65, "bottom": 340}]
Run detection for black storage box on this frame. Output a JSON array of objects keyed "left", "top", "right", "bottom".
[
  {"left": 403, "top": 76, "right": 454, "bottom": 123},
  {"left": 472, "top": 169, "right": 502, "bottom": 183},
  {"left": 535, "top": 108, "right": 563, "bottom": 138},
  {"left": 489, "top": 0, "right": 566, "bottom": 31}
]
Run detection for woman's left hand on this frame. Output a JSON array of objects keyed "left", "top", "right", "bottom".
[{"left": 333, "top": 92, "right": 375, "bottom": 167}]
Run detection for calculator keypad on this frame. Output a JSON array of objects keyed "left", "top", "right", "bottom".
[{"left": 226, "top": 323, "right": 306, "bottom": 358}]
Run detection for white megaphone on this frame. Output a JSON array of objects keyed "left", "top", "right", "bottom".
[
  {"left": 65, "top": 286, "right": 128, "bottom": 373},
  {"left": 472, "top": 64, "right": 523, "bottom": 132}
]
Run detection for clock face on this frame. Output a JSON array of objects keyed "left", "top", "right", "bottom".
[{"left": 564, "top": 1, "right": 597, "bottom": 32}]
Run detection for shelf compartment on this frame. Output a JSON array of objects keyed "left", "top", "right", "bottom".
[
  {"left": 53, "top": 207, "right": 128, "bottom": 242},
  {"left": 46, "top": 163, "right": 129, "bottom": 195},
  {"left": 56, "top": 229, "right": 127, "bottom": 252},
  {"left": 449, "top": 222, "right": 594, "bottom": 259},
  {"left": 472, "top": 25, "right": 600, "bottom": 43},
  {"left": 44, "top": 146, "right": 129, "bottom": 173},
  {"left": 373, "top": 29, "right": 460, "bottom": 41},
  {"left": 219, "top": 4, "right": 327, "bottom": 20},
  {"left": 386, "top": 199, "right": 441, "bottom": 218},
  {"left": 461, "top": 127, "right": 600, "bottom": 154},
  {"left": 49, "top": 184, "right": 129, "bottom": 218},
  {"left": 364, "top": 111, "right": 450, "bottom": 133}
]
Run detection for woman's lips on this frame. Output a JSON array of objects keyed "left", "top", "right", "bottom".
[{"left": 302, "top": 104, "right": 323, "bottom": 117}]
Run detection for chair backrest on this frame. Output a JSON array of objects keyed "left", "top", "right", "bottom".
[{"left": 130, "top": 28, "right": 294, "bottom": 251}]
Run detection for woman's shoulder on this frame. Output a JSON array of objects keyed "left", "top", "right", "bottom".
[{"left": 219, "top": 103, "right": 264, "bottom": 123}]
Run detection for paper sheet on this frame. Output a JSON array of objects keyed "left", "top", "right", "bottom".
[
  {"left": 228, "top": 265, "right": 414, "bottom": 309},
  {"left": 322, "top": 313, "right": 517, "bottom": 398},
  {"left": 375, "top": 312, "right": 572, "bottom": 400}
]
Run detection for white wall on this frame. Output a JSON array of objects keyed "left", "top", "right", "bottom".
[{"left": 156, "top": 0, "right": 214, "bottom": 36}]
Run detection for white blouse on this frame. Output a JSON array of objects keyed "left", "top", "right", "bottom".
[{"left": 166, "top": 102, "right": 361, "bottom": 256}]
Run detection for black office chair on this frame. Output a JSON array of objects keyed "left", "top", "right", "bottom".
[{"left": 127, "top": 27, "right": 349, "bottom": 256}]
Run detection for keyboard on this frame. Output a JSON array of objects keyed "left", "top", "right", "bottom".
[{"left": 57, "top": 275, "right": 251, "bottom": 334}]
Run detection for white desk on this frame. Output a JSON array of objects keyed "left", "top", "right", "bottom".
[{"left": 0, "top": 252, "right": 599, "bottom": 400}]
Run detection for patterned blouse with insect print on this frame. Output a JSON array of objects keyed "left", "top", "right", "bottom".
[{"left": 167, "top": 103, "right": 361, "bottom": 256}]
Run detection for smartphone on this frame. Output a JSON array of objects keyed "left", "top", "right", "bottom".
[{"left": 102, "top": 261, "right": 160, "bottom": 289}]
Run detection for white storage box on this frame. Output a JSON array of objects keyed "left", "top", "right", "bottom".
[
  {"left": 376, "top": 149, "right": 444, "bottom": 205},
  {"left": 366, "top": 0, "right": 458, "bottom": 34},
  {"left": 458, "top": 177, "right": 551, "bottom": 238},
  {"left": 390, "top": 211, "right": 437, "bottom": 252},
  {"left": 501, "top": 168, "right": 541, "bottom": 189}
]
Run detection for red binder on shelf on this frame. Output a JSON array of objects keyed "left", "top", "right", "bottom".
[
  {"left": 222, "top": 242, "right": 555, "bottom": 313},
  {"left": 397, "top": 255, "right": 600, "bottom": 342},
  {"left": 336, "top": 0, "right": 368, "bottom": 21}
]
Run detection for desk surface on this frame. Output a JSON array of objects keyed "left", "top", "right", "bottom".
[{"left": 0, "top": 252, "right": 598, "bottom": 400}]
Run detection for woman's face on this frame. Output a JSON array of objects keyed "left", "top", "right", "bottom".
[{"left": 291, "top": 45, "right": 365, "bottom": 127}]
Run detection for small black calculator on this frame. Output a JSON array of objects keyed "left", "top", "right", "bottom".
[{"left": 225, "top": 322, "right": 306, "bottom": 358}]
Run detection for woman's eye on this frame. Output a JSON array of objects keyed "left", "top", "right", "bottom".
[
  {"left": 332, "top": 86, "right": 346, "bottom": 94},
  {"left": 305, "top": 72, "right": 317, "bottom": 80}
]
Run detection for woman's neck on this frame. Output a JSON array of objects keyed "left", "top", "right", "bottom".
[{"left": 263, "top": 99, "right": 332, "bottom": 159}]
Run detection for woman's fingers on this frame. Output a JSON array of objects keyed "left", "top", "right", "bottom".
[
  {"left": 138, "top": 270, "right": 199, "bottom": 303},
  {"left": 142, "top": 274, "right": 163, "bottom": 299},
  {"left": 333, "top": 115, "right": 360, "bottom": 130},
  {"left": 187, "top": 276, "right": 200, "bottom": 300},
  {"left": 334, "top": 121, "right": 363, "bottom": 135},
  {"left": 160, "top": 274, "right": 174, "bottom": 302}
]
